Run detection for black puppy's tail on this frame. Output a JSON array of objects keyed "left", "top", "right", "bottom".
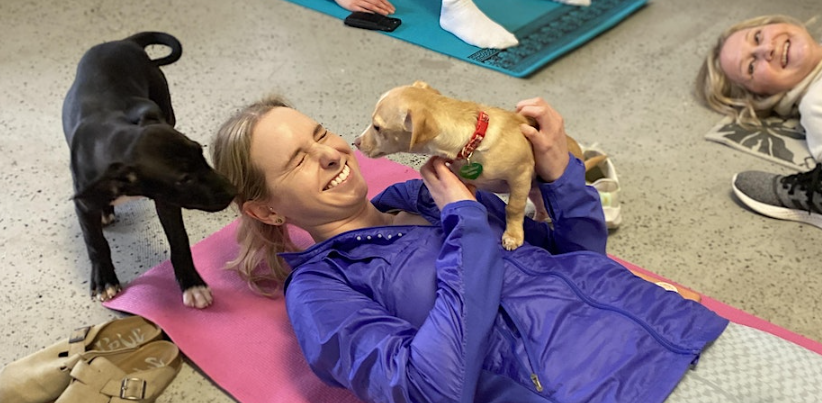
[{"left": 125, "top": 32, "right": 183, "bottom": 66}]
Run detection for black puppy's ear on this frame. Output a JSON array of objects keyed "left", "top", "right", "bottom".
[
  {"left": 73, "top": 163, "right": 137, "bottom": 201},
  {"left": 126, "top": 103, "right": 165, "bottom": 126}
]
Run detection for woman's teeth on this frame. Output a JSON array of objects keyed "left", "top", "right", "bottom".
[
  {"left": 325, "top": 164, "right": 350, "bottom": 190},
  {"left": 782, "top": 41, "right": 790, "bottom": 67}
]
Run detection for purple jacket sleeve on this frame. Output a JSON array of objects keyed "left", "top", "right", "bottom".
[
  {"left": 285, "top": 202, "right": 504, "bottom": 403},
  {"left": 521, "top": 154, "right": 607, "bottom": 254}
]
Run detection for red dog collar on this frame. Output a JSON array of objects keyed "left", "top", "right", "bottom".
[{"left": 456, "top": 111, "right": 489, "bottom": 160}]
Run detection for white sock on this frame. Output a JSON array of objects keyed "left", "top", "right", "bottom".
[
  {"left": 554, "top": 0, "right": 591, "bottom": 6},
  {"left": 440, "top": 0, "right": 519, "bottom": 49}
]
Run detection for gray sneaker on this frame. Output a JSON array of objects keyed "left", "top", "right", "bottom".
[{"left": 731, "top": 163, "right": 822, "bottom": 229}]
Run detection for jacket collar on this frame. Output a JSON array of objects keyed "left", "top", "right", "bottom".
[{"left": 280, "top": 179, "right": 440, "bottom": 289}]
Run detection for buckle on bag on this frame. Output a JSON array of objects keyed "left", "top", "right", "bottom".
[
  {"left": 68, "top": 326, "right": 91, "bottom": 344},
  {"left": 120, "top": 378, "right": 147, "bottom": 400}
]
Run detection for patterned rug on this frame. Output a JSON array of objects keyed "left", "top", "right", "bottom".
[{"left": 704, "top": 115, "right": 815, "bottom": 171}]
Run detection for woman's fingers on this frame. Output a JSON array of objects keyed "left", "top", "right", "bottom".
[
  {"left": 516, "top": 97, "right": 570, "bottom": 182},
  {"left": 372, "top": 0, "right": 396, "bottom": 14},
  {"left": 515, "top": 97, "right": 543, "bottom": 111},
  {"left": 419, "top": 157, "right": 438, "bottom": 181},
  {"left": 421, "top": 157, "right": 476, "bottom": 208},
  {"left": 352, "top": 0, "right": 396, "bottom": 15},
  {"left": 519, "top": 123, "right": 538, "bottom": 141},
  {"left": 348, "top": 0, "right": 395, "bottom": 15}
]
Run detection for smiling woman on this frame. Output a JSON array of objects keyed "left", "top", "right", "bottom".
[
  {"left": 719, "top": 22, "right": 821, "bottom": 95},
  {"left": 209, "top": 96, "right": 303, "bottom": 294},
  {"left": 696, "top": 15, "right": 822, "bottom": 127},
  {"left": 695, "top": 15, "right": 822, "bottom": 230},
  {"left": 207, "top": 94, "right": 822, "bottom": 403}
]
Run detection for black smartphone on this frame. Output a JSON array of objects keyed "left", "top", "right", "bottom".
[{"left": 344, "top": 12, "right": 402, "bottom": 32}]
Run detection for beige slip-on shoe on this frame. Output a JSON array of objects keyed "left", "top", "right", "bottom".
[
  {"left": 55, "top": 340, "right": 182, "bottom": 403},
  {"left": 0, "top": 315, "right": 163, "bottom": 403}
]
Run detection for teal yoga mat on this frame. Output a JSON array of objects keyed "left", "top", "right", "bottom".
[{"left": 283, "top": 0, "right": 647, "bottom": 77}]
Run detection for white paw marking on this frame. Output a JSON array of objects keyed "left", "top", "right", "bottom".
[
  {"left": 183, "top": 286, "right": 213, "bottom": 309},
  {"left": 101, "top": 212, "right": 115, "bottom": 225},
  {"left": 95, "top": 285, "right": 122, "bottom": 302}
]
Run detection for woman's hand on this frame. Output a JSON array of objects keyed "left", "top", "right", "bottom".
[
  {"left": 420, "top": 157, "right": 477, "bottom": 210},
  {"left": 516, "top": 97, "right": 570, "bottom": 182},
  {"left": 334, "top": 0, "right": 395, "bottom": 15}
]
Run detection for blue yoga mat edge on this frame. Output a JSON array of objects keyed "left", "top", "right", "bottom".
[
  {"left": 284, "top": 0, "right": 648, "bottom": 78},
  {"left": 508, "top": 1, "right": 648, "bottom": 78}
]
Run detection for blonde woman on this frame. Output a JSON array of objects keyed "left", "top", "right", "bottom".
[
  {"left": 210, "top": 94, "right": 822, "bottom": 402},
  {"left": 697, "top": 15, "right": 822, "bottom": 228}
]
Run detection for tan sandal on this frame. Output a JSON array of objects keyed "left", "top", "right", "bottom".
[
  {"left": 0, "top": 316, "right": 163, "bottom": 403},
  {"left": 56, "top": 340, "right": 182, "bottom": 403}
]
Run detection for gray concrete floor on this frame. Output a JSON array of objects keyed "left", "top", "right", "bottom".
[{"left": 1, "top": 0, "right": 821, "bottom": 401}]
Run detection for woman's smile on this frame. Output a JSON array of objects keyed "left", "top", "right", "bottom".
[
  {"left": 782, "top": 39, "right": 790, "bottom": 68},
  {"left": 324, "top": 162, "right": 351, "bottom": 191}
]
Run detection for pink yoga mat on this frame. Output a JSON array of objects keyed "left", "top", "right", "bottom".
[{"left": 104, "top": 152, "right": 822, "bottom": 403}]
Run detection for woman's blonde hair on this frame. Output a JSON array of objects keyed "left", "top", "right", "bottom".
[
  {"left": 695, "top": 14, "right": 807, "bottom": 126},
  {"left": 211, "top": 95, "right": 301, "bottom": 296}
]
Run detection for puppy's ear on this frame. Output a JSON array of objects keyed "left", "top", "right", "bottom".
[
  {"left": 405, "top": 108, "right": 439, "bottom": 149},
  {"left": 411, "top": 80, "right": 429, "bottom": 89},
  {"left": 411, "top": 81, "right": 440, "bottom": 95},
  {"left": 72, "top": 163, "right": 137, "bottom": 201},
  {"left": 126, "top": 103, "right": 165, "bottom": 126}
]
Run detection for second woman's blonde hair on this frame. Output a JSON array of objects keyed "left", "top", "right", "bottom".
[
  {"left": 211, "top": 95, "right": 301, "bottom": 296},
  {"left": 695, "top": 14, "right": 807, "bottom": 127}
]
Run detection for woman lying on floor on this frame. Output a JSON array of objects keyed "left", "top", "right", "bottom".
[
  {"left": 211, "top": 94, "right": 822, "bottom": 402},
  {"left": 697, "top": 14, "right": 822, "bottom": 229}
]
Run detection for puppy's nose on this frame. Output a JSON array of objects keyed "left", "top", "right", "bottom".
[{"left": 353, "top": 136, "right": 362, "bottom": 149}]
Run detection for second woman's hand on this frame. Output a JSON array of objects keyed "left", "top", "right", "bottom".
[
  {"left": 335, "top": 0, "right": 395, "bottom": 15},
  {"left": 516, "top": 97, "right": 570, "bottom": 183},
  {"left": 420, "top": 157, "right": 477, "bottom": 210}
]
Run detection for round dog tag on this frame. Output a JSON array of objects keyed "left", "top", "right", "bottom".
[{"left": 459, "top": 162, "right": 483, "bottom": 180}]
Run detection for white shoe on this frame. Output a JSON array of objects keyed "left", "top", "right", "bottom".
[{"left": 583, "top": 144, "right": 622, "bottom": 229}]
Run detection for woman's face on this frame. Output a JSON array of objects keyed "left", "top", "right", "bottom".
[
  {"left": 250, "top": 107, "right": 368, "bottom": 228},
  {"left": 719, "top": 23, "right": 822, "bottom": 95}
]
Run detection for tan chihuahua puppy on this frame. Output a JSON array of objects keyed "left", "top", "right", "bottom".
[{"left": 355, "top": 81, "right": 600, "bottom": 250}]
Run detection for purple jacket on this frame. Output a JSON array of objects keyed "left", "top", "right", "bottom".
[{"left": 281, "top": 157, "right": 728, "bottom": 403}]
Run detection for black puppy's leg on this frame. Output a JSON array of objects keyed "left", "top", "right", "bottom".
[
  {"left": 74, "top": 203, "right": 122, "bottom": 301},
  {"left": 154, "top": 200, "right": 212, "bottom": 308}
]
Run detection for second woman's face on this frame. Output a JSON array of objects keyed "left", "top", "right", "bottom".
[
  {"left": 250, "top": 107, "right": 369, "bottom": 227},
  {"left": 720, "top": 23, "right": 822, "bottom": 95}
]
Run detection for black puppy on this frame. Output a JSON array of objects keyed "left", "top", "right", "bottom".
[{"left": 62, "top": 32, "right": 236, "bottom": 308}]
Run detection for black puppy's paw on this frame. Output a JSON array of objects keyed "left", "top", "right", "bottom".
[
  {"left": 101, "top": 213, "right": 115, "bottom": 226},
  {"left": 101, "top": 205, "right": 115, "bottom": 226},
  {"left": 182, "top": 286, "right": 213, "bottom": 309},
  {"left": 91, "top": 283, "right": 122, "bottom": 302},
  {"left": 90, "top": 267, "right": 122, "bottom": 302}
]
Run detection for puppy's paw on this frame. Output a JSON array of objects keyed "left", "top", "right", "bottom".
[
  {"left": 101, "top": 212, "right": 115, "bottom": 226},
  {"left": 183, "top": 286, "right": 213, "bottom": 309},
  {"left": 92, "top": 284, "right": 122, "bottom": 302},
  {"left": 101, "top": 206, "right": 116, "bottom": 226},
  {"left": 501, "top": 232, "right": 523, "bottom": 251}
]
